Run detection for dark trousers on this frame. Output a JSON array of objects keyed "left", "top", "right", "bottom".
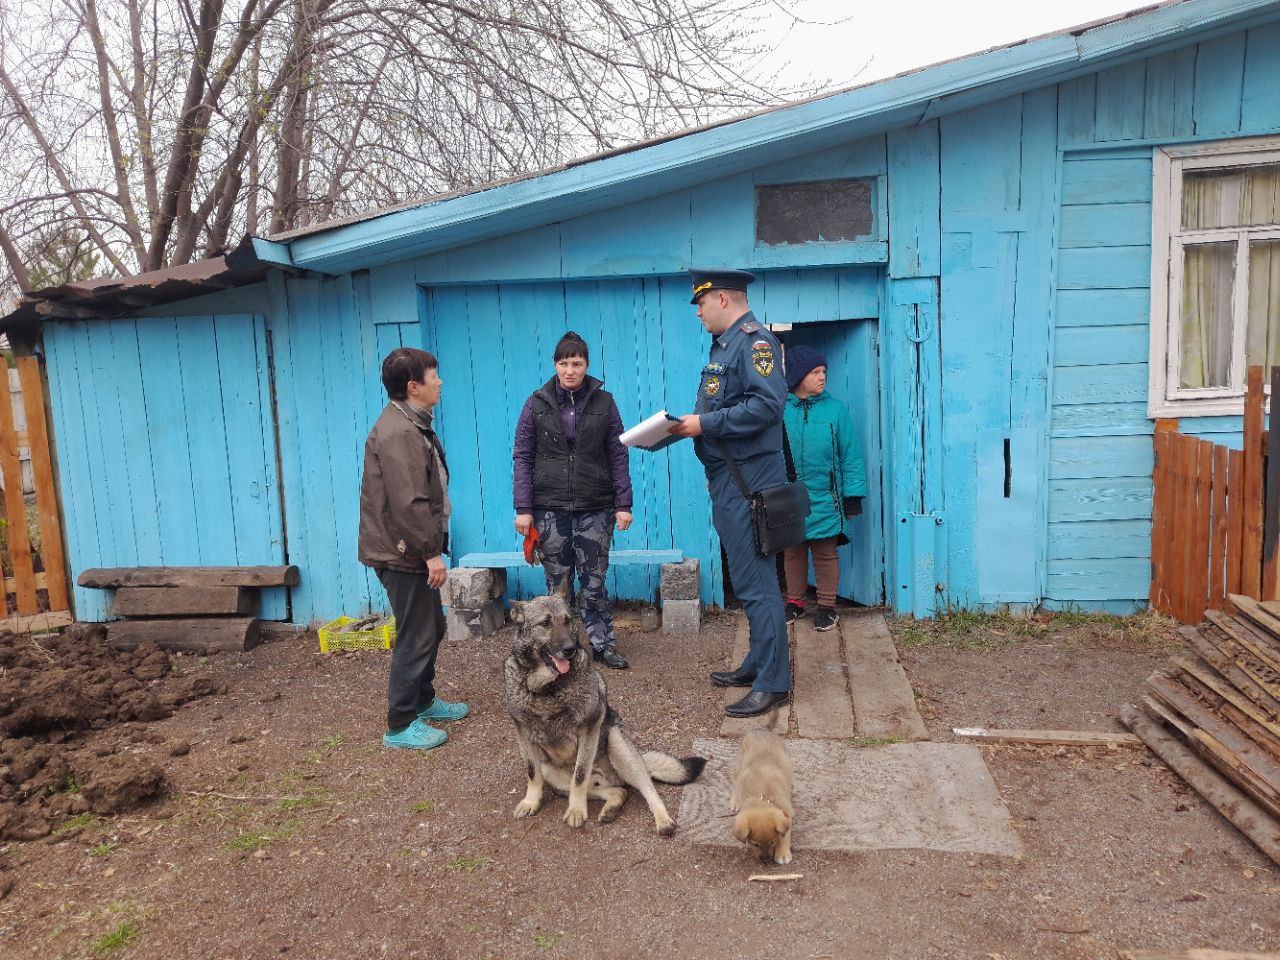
[
  {"left": 377, "top": 567, "right": 445, "bottom": 731},
  {"left": 708, "top": 462, "right": 791, "bottom": 694}
]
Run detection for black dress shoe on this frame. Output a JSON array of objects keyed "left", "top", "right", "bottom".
[
  {"left": 710, "top": 666, "right": 756, "bottom": 687},
  {"left": 594, "top": 648, "right": 629, "bottom": 670},
  {"left": 724, "top": 689, "right": 789, "bottom": 717}
]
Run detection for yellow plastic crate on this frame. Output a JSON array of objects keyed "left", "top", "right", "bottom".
[{"left": 318, "top": 615, "right": 396, "bottom": 652}]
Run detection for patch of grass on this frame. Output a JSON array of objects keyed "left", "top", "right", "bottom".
[
  {"left": 395, "top": 848, "right": 415, "bottom": 859},
  {"left": 49, "top": 772, "right": 81, "bottom": 795},
  {"left": 55, "top": 812, "right": 100, "bottom": 834},
  {"left": 891, "top": 604, "right": 1183, "bottom": 652},
  {"left": 411, "top": 800, "right": 435, "bottom": 813},
  {"left": 223, "top": 820, "right": 298, "bottom": 852},
  {"left": 276, "top": 787, "right": 330, "bottom": 812},
  {"left": 90, "top": 920, "right": 140, "bottom": 953},
  {"left": 533, "top": 931, "right": 563, "bottom": 950},
  {"left": 321, "top": 734, "right": 345, "bottom": 750},
  {"left": 89, "top": 842, "right": 119, "bottom": 858},
  {"left": 844, "top": 736, "right": 905, "bottom": 748},
  {"left": 450, "top": 854, "right": 487, "bottom": 872}
]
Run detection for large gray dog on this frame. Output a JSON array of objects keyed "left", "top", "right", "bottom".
[{"left": 503, "top": 592, "right": 705, "bottom": 834}]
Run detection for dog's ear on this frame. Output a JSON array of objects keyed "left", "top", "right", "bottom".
[
  {"left": 510, "top": 601, "right": 525, "bottom": 625},
  {"left": 731, "top": 816, "right": 749, "bottom": 843},
  {"left": 775, "top": 809, "right": 791, "bottom": 834},
  {"left": 551, "top": 577, "right": 571, "bottom": 602}
]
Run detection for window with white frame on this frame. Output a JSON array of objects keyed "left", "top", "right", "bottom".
[{"left": 1150, "top": 139, "right": 1280, "bottom": 417}]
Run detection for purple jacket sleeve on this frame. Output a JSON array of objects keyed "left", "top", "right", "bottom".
[
  {"left": 512, "top": 396, "right": 537, "bottom": 511},
  {"left": 606, "top": 401, "right": 633, "bottom": 510}
]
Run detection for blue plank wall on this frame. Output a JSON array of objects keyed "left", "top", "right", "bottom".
[
  {"left": 1044, "top": 22, "right": 1280, "bottom": 610},
  {"left": 41, "top": 314, "right": 285, "bottom": 619}
]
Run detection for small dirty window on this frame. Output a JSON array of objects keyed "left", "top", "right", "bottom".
[{"left": 755, "top": 179, "right": 874, "bottom": 245}]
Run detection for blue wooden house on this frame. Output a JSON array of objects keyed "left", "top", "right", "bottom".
[{"left": 7, "top": 0, "right": 1280, "bottom": 624}]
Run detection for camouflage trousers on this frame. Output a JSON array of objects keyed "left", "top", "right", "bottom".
[{"left": 533, "top": 509, "right": 618, "bottom": 653}]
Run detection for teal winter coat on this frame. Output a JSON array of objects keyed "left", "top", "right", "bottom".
[{"left": 783, "top": 391, "right": 867, "bottom": 541}]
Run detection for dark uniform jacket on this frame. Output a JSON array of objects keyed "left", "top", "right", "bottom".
[
  {"left": 693, "top": 311, "right": 787, "bottom": 469},
  {"left": 358, "top": 401, "right": 449, "bottom": 571}
]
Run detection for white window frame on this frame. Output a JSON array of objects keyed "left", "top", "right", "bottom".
[{"left": 1149, "top": 137, "right": 1280, "bottom": 418}]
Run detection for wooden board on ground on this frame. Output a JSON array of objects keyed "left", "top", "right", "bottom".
[
  {"left": 104, "top": 617, "right": 263, "bottom": 652},
  {"left": 842, "top": 613, "right": 928, "bottom": 741},
  {"left": 0, "top": 610, "right": 72, "bottom": 634},
  {"left": 719, "top": 616, "right": 786, "bottom": 737},
  {"left": 79, "top": 566, "right": 299, "bottom": 588},
  {"left": 1122, "top": 951, "right": 1280, "bottom": 959},
  {"left": 951, "top": 727, "right": 1140, "bottom": 746},
  {"left": 793, "top": 618, "right": 856, "bottom": 739},
  {"left": 111, "top": 586, "right": 259, "bottom": 618}
]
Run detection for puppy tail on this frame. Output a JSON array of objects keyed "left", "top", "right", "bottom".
[{"left": 643, "top": 751, "right": 708, "bottom": 785}]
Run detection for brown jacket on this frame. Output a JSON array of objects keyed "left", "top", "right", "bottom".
[{"left": 358, "top": 401, "right": 449, "bottom": 571}]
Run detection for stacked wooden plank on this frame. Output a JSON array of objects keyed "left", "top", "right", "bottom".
[
  {"left": 76, "top": 566, "right": 299, "bottom": 653},
  {"left": 1122, "top": 593, "right": 1280, "bottom": 864}
]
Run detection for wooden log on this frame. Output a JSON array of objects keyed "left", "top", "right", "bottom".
[
  {"left": 0, "top": 609, "right": 72, "bottom": 634},
  {"left": 1173, "top": 655, "right": 1280, "bottom": 735},
  {"left": 1145, "top": 676, "right": 1280, "bottom": 813},
  {"left": 16, "top": 355, "right": 69, "bottom": 612},
  {"left": 1169, "top": 660, "right": 1280, "bottom": 761},
  {"left": 1121, "top": 702, "right": 1280, "bottom": 867},
  {"left": 1243, "top": 366, "right": 1266, "bottom": 598},
  {"left": 1228, "top": 447, "right": 1247, "bottom": 597},
  {"left": 951, "top": 727, "right": 1141, "bottom": 746},
  {"left": 1202, "top": 613, "right": 1280, "bottom": 702},
  {"left": 110, "top": 586, "right": 259, "bottom": 618},
  {"left": 79, "top": 566, "right": 299, "bottom": 589},
  {"left": 1210, "top": 442, "right": 1230, "bottom": 611},
  {"left": 103, "top": 617, "right": 263, "bottom": 652},
  {"left": 1151, "top": 430, "right": 1172, "bottom": 613},
  {"left": 0, "top": 356, "right": 36, "bottom": 614},
  {"left": 1190, "top": 439, "right": 1214, "bottom": 622}
]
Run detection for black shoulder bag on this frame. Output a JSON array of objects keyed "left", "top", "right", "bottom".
[{"left": 714, "top": 432, "right": 811, "bottom": 557}]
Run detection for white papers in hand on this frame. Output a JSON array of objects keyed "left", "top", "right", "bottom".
[{"left": 620, "top": 410, "right": 681, "bottom": 451}]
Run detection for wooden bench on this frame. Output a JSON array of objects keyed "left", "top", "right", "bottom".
[
  {"left": 76, "top": 565, "right": 299, "bottom": 652},
  {"left": 455, "top": 550, "right": 684, "bottom": 569}
]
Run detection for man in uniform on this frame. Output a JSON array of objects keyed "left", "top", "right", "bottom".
[{"left": 668, "top": 269, "right": 790, "bottom": 717}]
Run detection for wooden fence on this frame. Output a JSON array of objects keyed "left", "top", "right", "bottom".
[
  {"left": 1150, "top": 365, "right": 1278, "bottom": 624},
  {"left": 0, "top": 353, "right": 70, "bottom": 630}
]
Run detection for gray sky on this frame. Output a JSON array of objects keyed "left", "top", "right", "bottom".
[{"left": 762, "top": 0, "right": 1154, "bottom": 92}]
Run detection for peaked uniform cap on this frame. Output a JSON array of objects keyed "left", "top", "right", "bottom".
[{"left": 689, "top": 268, "right": 756, "bottom": 304}]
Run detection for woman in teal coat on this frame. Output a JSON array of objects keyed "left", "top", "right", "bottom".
[{"left": 781, "top": 345, "right": 867, "bottom": 631}]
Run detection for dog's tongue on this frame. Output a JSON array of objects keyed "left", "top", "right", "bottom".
[{"left": 551, "top": 654, "right": 571, "bottom": 675}]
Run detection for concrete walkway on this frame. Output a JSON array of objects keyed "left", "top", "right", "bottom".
[{"left": 686, "top": 609, "right": 1022, "bottom": 858}]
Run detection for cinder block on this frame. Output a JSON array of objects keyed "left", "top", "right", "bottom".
[
  {"left": 446, "top": 599, "right": 506, "bottom": 643},
  {"left": 662, "top": 598, "right": 700, "bottom": 636},
  {"left": 659, "top": 559, "right": 700, "bottom": 601},
  {"left": 443, "top": 567, "right": 506, "bottom": 609}
]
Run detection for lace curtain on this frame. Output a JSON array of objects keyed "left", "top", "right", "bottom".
[{"left": 1178, "top": 164, "right": 1280, "bottom": 389}]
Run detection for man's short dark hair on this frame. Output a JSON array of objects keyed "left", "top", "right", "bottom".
[
  {"left": 553, "top": 331, "right": 589, "bottom": 363},
  {"left": 381, "top": 347, "right": 438, "bottom": 400}
]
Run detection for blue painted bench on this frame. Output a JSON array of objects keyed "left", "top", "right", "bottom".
[{"left": 456, "top": 549, "right": 684, "bottom": 568}]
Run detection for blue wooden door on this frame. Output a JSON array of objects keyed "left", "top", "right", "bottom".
[{"left": 43, "top": 314, "right": 285, "bottom": 620}]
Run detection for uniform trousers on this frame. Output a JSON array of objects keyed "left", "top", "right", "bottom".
[
  {"left": 377, "top": 567, "right": 445, "bottom": 731},
  {"left": 708, "top": 460, "right": 791, "bottom": 694}
]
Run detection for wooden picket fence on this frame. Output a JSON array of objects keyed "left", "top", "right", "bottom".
[
  {"left": 0, "top": 353, "right": 70, "bottom": 630},
  {"left": 1150, "top": 365, "right": 1279, "bottom": 624}
]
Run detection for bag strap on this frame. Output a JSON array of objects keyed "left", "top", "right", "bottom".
[{"left": 714, "top": 424, "right": 798, "bottom": 495}]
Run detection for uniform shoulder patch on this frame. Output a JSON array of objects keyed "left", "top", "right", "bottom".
[
  {"left": 740, "top": 321, "right": 760, "bottom": 333},
  {"left": 751, "top": 342, "right": 775, "bottom": 378}
]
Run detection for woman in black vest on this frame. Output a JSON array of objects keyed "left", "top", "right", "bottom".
[{"left": 512, "top": 332, "right": 634, "bottom": 668}]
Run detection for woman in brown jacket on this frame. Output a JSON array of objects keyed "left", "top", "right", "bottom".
[{"left": 359, "top": 347, "right": 468, "bottom": 751}]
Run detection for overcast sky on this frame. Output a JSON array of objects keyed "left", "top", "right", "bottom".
[{"left": 761, "top": 0, "right": 1156, "bottom": 93}]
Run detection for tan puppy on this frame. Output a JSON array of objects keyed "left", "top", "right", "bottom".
[{"left": 730, "top": 730, "right": 794, "bottom": 865}]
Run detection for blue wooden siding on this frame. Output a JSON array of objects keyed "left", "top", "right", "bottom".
[
  {"left": 1045, "top": 23, "right": 1280, "bottom": 606},
  {"left": 43, "top": 315, "right": 284, "bottom": 619}
]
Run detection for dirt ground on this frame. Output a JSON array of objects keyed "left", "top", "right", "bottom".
[{"left": 1, "top": 607, "right": 1278, "bottom": 960}]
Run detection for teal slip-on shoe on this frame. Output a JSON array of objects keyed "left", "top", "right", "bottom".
[
  {"left": 418, "top": 697, "right": 469, "bottom": 722},
  {"left": 383, "top": 720, "right": 448, "bottom": 751}
]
